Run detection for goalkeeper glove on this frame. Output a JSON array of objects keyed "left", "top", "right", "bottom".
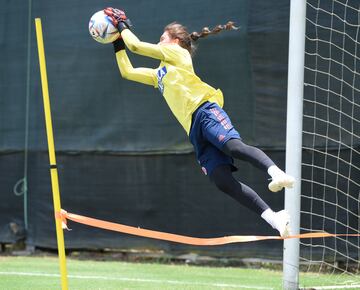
[{"left": 104, "top": 7, "right": 132, "bottom": 33}]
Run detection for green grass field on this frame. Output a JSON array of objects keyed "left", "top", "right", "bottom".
[{"left": 0, "top": 256, "right": 359, "bottom": 290}]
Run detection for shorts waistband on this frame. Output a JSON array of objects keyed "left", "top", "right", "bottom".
[
  {"left": 190, "top": 101, "right": 210, "bottom": 132},
  {"left": 192, "top": 101, "right": 210, "bottom": 121}
]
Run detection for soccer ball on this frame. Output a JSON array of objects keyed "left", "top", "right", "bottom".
[{"left": 89, "top": 10, "right": 120, "bottom": 44}]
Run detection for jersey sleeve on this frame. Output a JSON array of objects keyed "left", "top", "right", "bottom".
[
  {"left": 121, "top": 29, "right": 186, "bottom": 65},
  {"left": 115, "top": 50, "right": 157, "bottom": 87}
]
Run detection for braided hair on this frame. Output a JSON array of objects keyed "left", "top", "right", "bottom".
[{"left": 164, "top": 21, "right": 239, "bottom": 56}]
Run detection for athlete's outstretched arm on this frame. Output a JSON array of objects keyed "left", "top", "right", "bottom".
[
  {"left": 104, "top": 8, "right": 166, "bottom": 61},
  {"left": 121, "top": 29, "right": 165, "bottom": 61},
  {"left": 104, "top": 8, "right": 161, "bottom": 85},
  {"left": 112, "top": 38, "right": 156, "bottom": 86},
  {"left": 115, "top": 49, "right": 156, "bottom": 86}
]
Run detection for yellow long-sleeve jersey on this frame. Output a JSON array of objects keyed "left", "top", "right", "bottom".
[{"left": 116, "top": 29, "right": 224, "bottom": 135}]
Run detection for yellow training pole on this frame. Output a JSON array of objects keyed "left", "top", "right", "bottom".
[{"left": 35, "top": 18, "right": 69, "bottom": 290}]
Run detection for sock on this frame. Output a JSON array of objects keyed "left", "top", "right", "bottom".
[
  {"left": 261, "top": 208, "right": 276, "bottom": 229},
  {"left": 267, "top": 165, "right": 284, "bottom": 179}
]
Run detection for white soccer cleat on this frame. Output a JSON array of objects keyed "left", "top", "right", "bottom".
[
  {"left": 268, "top": 173, "right": 295, "bottom": 192},
  {"left": 274, "top": 210, "right": 291, "bottom": 238}
]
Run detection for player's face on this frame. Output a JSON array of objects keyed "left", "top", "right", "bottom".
[{"left": 159, "top": 31, "right": 178, "bottom": 45}]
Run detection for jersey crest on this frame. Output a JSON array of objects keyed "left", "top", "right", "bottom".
[{"left": 157, "top": 66, "right": 167, "bottom": 94}]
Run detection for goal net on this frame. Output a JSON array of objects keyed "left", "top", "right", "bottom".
[{"left": 301, "top": 0, "right": 360, "bottom": 282}]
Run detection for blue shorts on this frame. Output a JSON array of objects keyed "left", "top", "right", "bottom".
[{"left": 189, "top": 102, "right": 241, "bottom": 176}]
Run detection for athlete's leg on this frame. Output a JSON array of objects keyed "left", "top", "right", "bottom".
[
  {"left": 198, "top": 103, "right": 294, "bottom": 192},
  {"left": 210, "top": 164, "right": 269, "bottom": 215},
  {"left": 222, "top": 138, "right": 275, "bottom": 171},
  {"left": 210, "top": 164, "right": 290, "bottom": 237},
  {"left": 222, "top": 139, "right": 295, "bottom": 192}
]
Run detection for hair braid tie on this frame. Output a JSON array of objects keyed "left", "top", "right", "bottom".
[{"left": 190, "top": 21, "right": 239, "bottom": 41}]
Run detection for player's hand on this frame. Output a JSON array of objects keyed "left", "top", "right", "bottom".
[
  {"left": 104, "top": 7, "right": 132, "bottom": 32},
  {"left": 104, "top": 7, "right": 127, "bottom": 24}
]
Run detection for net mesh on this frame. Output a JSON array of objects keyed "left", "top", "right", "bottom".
[{"left": 301, "top": 0, "right": 360, "bottom": 280}]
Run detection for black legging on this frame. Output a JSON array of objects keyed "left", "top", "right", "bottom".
[
  {"left": 223, "top": 139, "right": 275, "bottom": 171},
  {"left": 210, "top": 139, "right": 275, "bottom": 215}
]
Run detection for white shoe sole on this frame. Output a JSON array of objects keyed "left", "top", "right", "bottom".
[
  {"left": 275, "top": 210, "right": 291, "bottom": 238},
  {"left": 281, "top": 223, "right": 291, "bottom": 238},
  {"left": 268, "top": 175, "right": 295, "bottom": 192}
]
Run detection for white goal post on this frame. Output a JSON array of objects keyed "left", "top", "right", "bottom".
[
  {"left": 284, "top": 0, "right": 360, "bottom": 289},
  {"left": 283, "top": 0, "right": 307, "bottom": 289}
]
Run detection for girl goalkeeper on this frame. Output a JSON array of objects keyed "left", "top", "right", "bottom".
[{"left": 104, "top": 8, "right": 295, "bottom": 237}]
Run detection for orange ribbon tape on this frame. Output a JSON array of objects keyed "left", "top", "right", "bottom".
[{"left": 56, "top": 209, "right": 360, "bottom": 246}]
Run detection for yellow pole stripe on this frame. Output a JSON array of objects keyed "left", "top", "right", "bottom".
[{"left": 35, "top": 18, "right": 69, "bottom": 290}]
